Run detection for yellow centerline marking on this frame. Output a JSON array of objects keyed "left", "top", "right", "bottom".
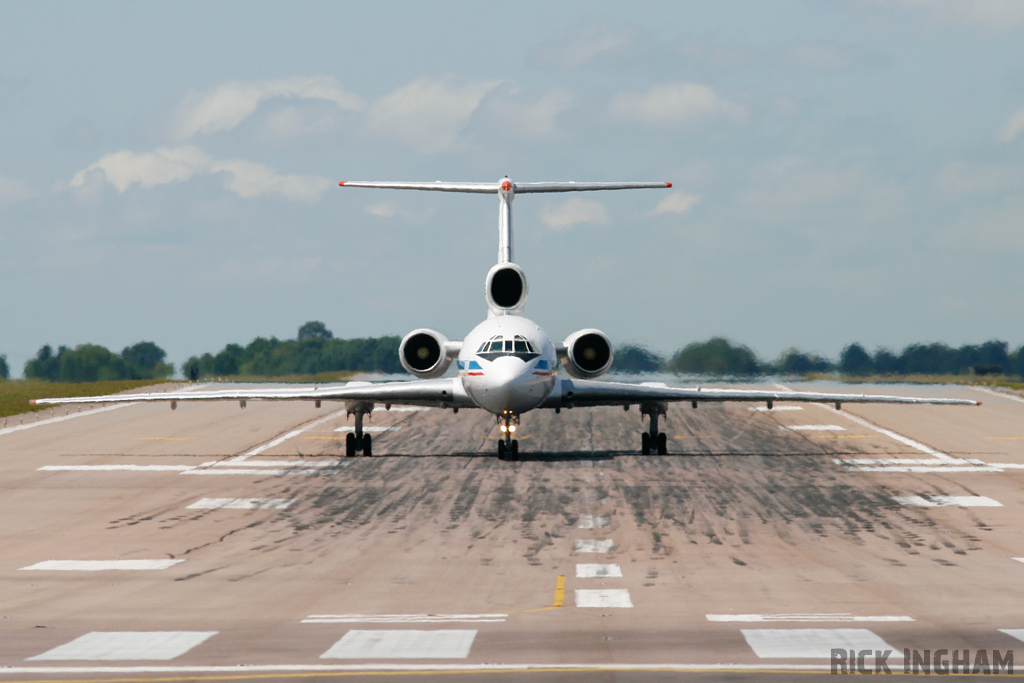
[
  {"left": 509, "top": 574, "right": 565, "bottom": 613},
  {"left": 984, "top": 437, "right": 1024, "bottom": 440},
  {"left": 672, "top": 436, "right": 708, "bottom": 439}
]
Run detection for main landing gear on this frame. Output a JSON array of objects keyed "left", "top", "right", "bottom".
[
  {"left": 640, "top": 402, "right": 668, "bottom": 455},
  {"left": 345, "top": 402, "right": 373, "bottom": 457},
  {"left": 497, "top": 413, "right": 520, "bottom": 461}
]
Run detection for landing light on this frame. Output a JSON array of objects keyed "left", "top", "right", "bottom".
[
  {"left": 500, "top": 424, "right": 508, "bottom": 432},
  {"left": 509, "top": 425, "right": 516, "bottom": 433}
]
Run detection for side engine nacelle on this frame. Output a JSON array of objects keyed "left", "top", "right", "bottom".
[
  {"left": 399, "top": 329, "right": 454, "bottom": 379},
  {"left": 560, "top": 329, "right": 614, "bottom": 379}
]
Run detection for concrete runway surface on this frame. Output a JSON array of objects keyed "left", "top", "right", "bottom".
[{"left": 1, "top": 381, "right": 1023, "bottom": 682}]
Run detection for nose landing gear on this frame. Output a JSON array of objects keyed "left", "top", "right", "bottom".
[
  {"left": 497, "top": 413, "right": 520, "bottom": 461},
  {"left": 640, "top": 402, "right": 668, "bottom": 455}
]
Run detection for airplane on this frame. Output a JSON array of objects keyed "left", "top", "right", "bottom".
[{"left": 31, "top": 177, "right": 978, "bottom": 461}]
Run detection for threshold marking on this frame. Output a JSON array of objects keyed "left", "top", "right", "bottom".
[
  {"left": 577, "top": 514, "right": 610, "bottom": 529},
  {"left": 187, "top": 498, "right": 295, "bottom": 510},
  {"left": 574, "top": 539, "right": 615, "bottom": 554},
  {"left": 893, "top": 494, "right": 1002, "bottom": 507},
  {"left": 27, "top": 631, "right": 217, "bottom": 661},
  {"left": 575, "top": 589, "right": 633, "bottom": 608},
  {"left": 234, "top": 409, "right": 346, "bottom": 462},
  {"left": 741, "top": 628, "right": 900, "bottom": 659},
  {"left": 20, "top": 560, "right": 184, "bottom": 571},
  {"left": 321, "top": 630, "right": 477, "bottom": 659},
  {"left": 781, "top": 425, "right": 845, "bottom": 432},
  {"left": 576, "top": 564, "right": 622, "bottom": 578},
  {"left": 303, "top": 614, "right": 506, "bottom": 624},
  {"left": 708, "top": 613, "right": 913, "bottom": 623}
]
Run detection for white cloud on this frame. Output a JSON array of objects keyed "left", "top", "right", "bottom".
[
  {"left": 0, "top": 175, "right": 39, "bottom": 207},
  {"left": 609, "top": 82, "right": 745, "bottom": 128},
  {"left": 488, "top": 87, "right": 573, "bottom": 138},
  {"left": 365, "top": 201, "right": 398, "bottom": 218},
  {"left": 171, "top": 75, "right": 365, "bottom": 139},
  {"left": 70, "top": 146, "right": 330, "bottom": 202},
  {"left": 541, "top": 197, "right": 609, "bottom": 229},
  {"left": 529, "top": 20, "right": 637, "bottom": 69},
  {"left": 998, "top": 106, "right": 1024, "bottom": 143},
  {"left": 653, "top": 191, "right": 700, "bottom": 215},
  {"left": 363, "top": 77, "right": 501, "bottom": 153},
  {"left": 937, "top": 161, "right": 1024, "bottom": 195},
  {"left": 858, "top": 0, "right": 1024, "bottom": 28}
]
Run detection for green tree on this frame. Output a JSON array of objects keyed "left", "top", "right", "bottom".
[
  {"left": 612, "top": 344, "right": 664, "bottom": 373},
  {"left": 839, "top": 343, "right": 873, "bottom": 376},
  {"left": 775, "top": 348, "right": 833, "bottom": 375},
  {"left": 121, "top": 341, "right": 173, "bottom": 379},
  {"left": 0, "top": 354, "right": 8, "bottom": 379},
  {"left": 667, "top": 337, "right": 762, "bottom": 376},
  {"left": 298, "top": 321, "right": 333, "bottom": 342}
]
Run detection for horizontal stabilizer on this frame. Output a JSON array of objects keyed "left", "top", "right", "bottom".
[{"left": 339, "top": 180, "right": 672, "bottom": 194}]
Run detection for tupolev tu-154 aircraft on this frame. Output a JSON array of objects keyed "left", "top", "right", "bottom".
[{"left": 32, "top": 178, "right": 978, "bottom": 460}]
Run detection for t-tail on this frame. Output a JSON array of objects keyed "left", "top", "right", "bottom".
[{"left": 339, "top": 177, "right": 672, "bottom": 314}]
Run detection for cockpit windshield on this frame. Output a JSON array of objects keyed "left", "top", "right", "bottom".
[{"left": 477, "top": 335, "right": 539, "bottom": 361}]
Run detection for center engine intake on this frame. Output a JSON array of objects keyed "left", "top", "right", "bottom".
[
  {"left": 561, "top": 329, "right": 614, "bottom": 379},
  {"left": 399, "top": 329, "right": 453, "bottom": 379}
]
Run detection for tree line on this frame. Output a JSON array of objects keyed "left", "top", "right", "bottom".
[
  {"left": 612, "top": 337, "right": 1019, "bottom": 377},
  {"left": 8, "top": 323, "right": 1023, "bottom": 382}
]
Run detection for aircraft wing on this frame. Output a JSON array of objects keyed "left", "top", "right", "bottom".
[
  {"left": 338, "top": 181, "right": 672, "bottom": 194},
  {"left": 30, "top": 378, "right": 477, "bottom": 409},
  {"left": 539, "top": 378, "right": 979, "bottom": 409}
]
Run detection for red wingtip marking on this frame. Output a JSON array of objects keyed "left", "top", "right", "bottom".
[
  {"left": 29, "top": 399, "right": 36, "bottom": 405},
  {"left": 500, "top": 180, "right": 512, "bottom": 191},
  {"left": 666, "top": 182, "right": 672, "bottom": 188},
  {"left": 338, "top": 181, "right": 346, "bottom": 186}
]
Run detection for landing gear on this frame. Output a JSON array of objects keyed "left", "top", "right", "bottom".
[
  {"left": 639, "top": 402, "right": 668, "bottom": 455},
  {"left": 345, "top": 401, "right": 374, "bottom": 457},
  {"left": 497, "top": 413, "right": 520, "bottom": 461}
]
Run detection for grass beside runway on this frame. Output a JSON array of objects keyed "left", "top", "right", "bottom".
[{"left": 0, "top": 378, "right": 169, "bottom": 419}]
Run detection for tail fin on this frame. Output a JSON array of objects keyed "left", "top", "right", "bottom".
[{"left": 340, "top": 177, "right": 671, "bottom": 264}]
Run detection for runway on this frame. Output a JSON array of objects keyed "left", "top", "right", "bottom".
[{"left": 1, "top": 381, "right": 1023, "bottom": 681}]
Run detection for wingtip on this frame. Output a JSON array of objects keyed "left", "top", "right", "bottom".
[
  {"left": 666, "top": 182, "right": 672, "bottom": 188},
  {"left": 29, "top": 399, "right": 37, "bottom": 405},
  {"left": 338, "top": 181, "right": 346, "bottom": 186}
]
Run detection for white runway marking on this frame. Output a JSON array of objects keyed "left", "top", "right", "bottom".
[
  {"left": 576, "top": 564, "right": 623, "bottom": 578},
  {"left": 321, "top": 630, "right": 477, "bottom": 659},
  {"left": 235, "top": 409, "right": 346, "bottom": 462},
  {"left": 741, "top": 628, "right": 899, "bottom": 659},
  {"left": 187, "top": 498, "right": 295, "bottom": 510},
  {"left": 752, "top": 406, "right": 803, "bottom": 412},
  {"left": 0, "top": 403, "right": 135, "bottom": 436},
  {"left": 181, "top": 468, "right": 329, "bottom": 476},
  {"left": 575, "top": 589, "right": 633, "bottom": 608},
  {"left": 335, "top": 426, "right": 399, "bottom": 433},
  {"left": 781, "top": 425, "right": 845, "bottom": 431},
  {"left": 577, "top": 514, "right": 610, "bottom": 529},
  {"left": 708, "top": 614, "right": 913, "bottom": 623},
  {"left": 27, "top": 631, "right": 217, "bottom": 661},
  {"left": 302, "top": 614, "right": 506, "bottom": 624},
  {"left": 20, "top": 560, "right": 184, "bottom": 571},
  {"left": 574, "top": 539, "right": 615, "bottom": 553},
  {"left": 893, "top": 495, "right": 1002, "bottom": 507},
  {"left": 999, "top": 629, "right": 1024, "bottom": 644},
  {"left": 835, "top": 457, "right": 1002, "bottom": 473},
  {"left": 39, "top": 465, "right": 194, "bottom": 472},
  {"left": 973, "top": 386, "right": 1024, "bottom": 405}
]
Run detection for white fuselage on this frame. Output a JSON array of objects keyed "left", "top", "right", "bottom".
[{"left": 457, "top": 315, "right": 557, "bottom": 415}]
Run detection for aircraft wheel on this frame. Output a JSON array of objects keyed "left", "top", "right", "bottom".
[
  {"left": 641, "top": 431, "right": 651, "bottom": 455},
  {"left": 345, "top": 432, "right": 356, "bottom": 457},
  {"left": 498, "top": 440, "right": 507, "bottom": 459},
  {"left": 510, "top": 439, "right": 519, "bottom": 461},
  {"left": 657, "top": 432, "right": 668, "bottom": 455},
  {"left": 363, "top": 433, "right": 372, "bottom": 457}
]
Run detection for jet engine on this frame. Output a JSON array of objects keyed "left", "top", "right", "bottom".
[
  {"left": 561, "top": 329, "right": 614, "bottom": 379},
  {"left": 399, "top": 329, "right": 453, "bottom": 379},
  {"left": 485, "top": 262, "right": 528, "bottom": 314}
]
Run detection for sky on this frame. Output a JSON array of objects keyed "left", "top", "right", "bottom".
[{"left": 3, "top": 0, "right": 1024, "bottom": 375}]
